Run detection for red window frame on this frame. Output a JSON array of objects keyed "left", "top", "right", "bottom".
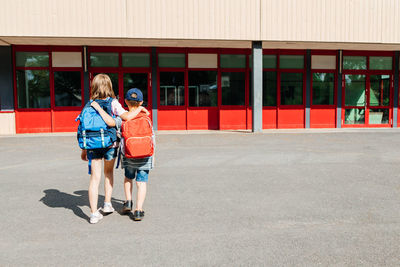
[
  {"left": 13, "top": 45, "right": 85, "bottom": 112},
  {"left": 87, "top": 46, "right": 152, "bottom": 109}
]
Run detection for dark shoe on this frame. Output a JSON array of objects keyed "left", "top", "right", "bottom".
[
  {"left": 121, "top": 201, "right": 133, "bottom": 214},
  {"left": 133, "top": 210, "right": 145, "bottom": 221}
]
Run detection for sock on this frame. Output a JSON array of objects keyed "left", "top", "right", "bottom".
[{"left": 104, "top": 202, "right": 112, "bottom": 207}]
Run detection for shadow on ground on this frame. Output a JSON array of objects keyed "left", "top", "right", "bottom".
[{"left": 40, "top": 189, "right": 124, "bottom": 221}]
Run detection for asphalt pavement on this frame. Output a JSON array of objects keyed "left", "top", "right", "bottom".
[{"left": 1, "top": 130, "right": 399, "bottom": 266}]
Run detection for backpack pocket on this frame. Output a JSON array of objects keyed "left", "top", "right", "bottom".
[{"left": 125, "top": 136, "right": 154, "bottom": 158}]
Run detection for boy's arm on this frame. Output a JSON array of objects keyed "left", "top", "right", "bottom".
[
  {"left": 120, "top": 106, "right": 150, "bottom": 121},
  {"left": 91, "top": 101, "right": 116, "bottom": 127}
]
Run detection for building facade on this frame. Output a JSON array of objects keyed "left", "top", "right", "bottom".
[{"left": 0, "top": 0, "right": 399, "bottom": 134}]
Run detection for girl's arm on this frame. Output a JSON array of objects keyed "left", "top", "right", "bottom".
[
  {"left": 91, "top": 101, "right": 116, "bottom": 127},
  {"left": 120, "top": 106, "right": 150, "bottom": 121}
]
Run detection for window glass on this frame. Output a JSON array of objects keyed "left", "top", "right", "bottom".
[
  {"left": 123, "top": 73, "right": 148, "bottom": 107},
  {"left": 221, "top": 72, "right": 245, "bottom": 105},
  {"left": 344, "top": 108, "right": 365, "bottom": 124},
  {"left": 93, "top": 73, "right": 119, "bottom": 99},
  {"left": 16, "top": 52, "right": 49, "bottom": 67},
  {"left": 189, "top": 71, "right": 217, "bottom": 107},
  {"left": 312, "top": 73, "right": 335, "bottom": 105},
  {"left": 263, "top": 55, "right": 277, "bottom": 69},
  {"left": 188, "top": 54, "right": 217, "bottom": 68},
  {"left": 370, "top": 56, "right": 392, "bottom": 70},
  {"left": 90, "top": 53, "right": 119, "bottom": 67},
  {"left": 52, "top": 52, "right": 82, "bottom": 67},
  {"left": 280, "top": 55, "right": 304, "bottom": 69},
  {"left": 369, "top": 109, "right": 389, "bottom": 124},
  {"left": 158, "top": 53, "right": 185, "bottom": 68},
  {"left": 220, "top": 54, "right": 246, "bottom": 68},
  {"left": 263, "top": 71, "right": 277, "bottom": 106},
  {"left": 344, "top": 75, "right": 365, "bottom": 107},
  {"left": 159, "top": 72, "right": 184, "bottom": 106},
  {"left": 54, "top": 71, "right": 82, "bottom": 107},
  {"left": 122, "top": 53, "right": 150, "bottom": 68},
  {"left": 343, "top": 56, "right": 367, "bottom": 70},
  {"left": 369, "top": 75, "right": 390, "bottom": 107},
  {"left": 280, "top": 73, "right": 303, "bottom": 105},
  {"left": 16, "top": 70, "right": 50, "bottom": 108},
  {"left": 311, "top": 55, "right": 336, "bottom": 69}
]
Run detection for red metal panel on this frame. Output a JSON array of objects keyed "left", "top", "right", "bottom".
[
  {"left": 219, "top": 108, "right": 247, "bottom": 130},
  {"left": 310, "top": 107, "right": 336, "bottom": 128},
  {"left": 16, "top": 110, "right": 51, "bottom": 133},
  {"left": 263, "top": 108, "right": 277, "bottom": 129},
  {"left": 187, "top": 108, "right": 219, "bottom": 130},
  {"left": 158, "top": 109, "right": 187, "bottom": 130},
  {"left": 277, "top": 108, "right": 305, "bottom": 128},
  {"left": 246, "top": 108, "right": 252, "bottom": 130},
  {"left": 52, "top": 110, "right": 81, "bottom": 132}
]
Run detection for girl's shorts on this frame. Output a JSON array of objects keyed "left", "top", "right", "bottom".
[{"left": 87, "top": 147, "right": 117, "bottom": 161}]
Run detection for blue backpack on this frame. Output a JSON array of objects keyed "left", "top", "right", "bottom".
[{"left": 76, "top": 98, "right": 117, "bottom": 150}]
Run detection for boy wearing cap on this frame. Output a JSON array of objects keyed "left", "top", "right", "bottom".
[{"left": 120, "top": 88, "right": 154, "bottom": 221}]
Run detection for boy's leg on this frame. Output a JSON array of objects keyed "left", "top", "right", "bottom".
[
  {"left": 122, "top": 166, "right": 135, "bottom": 214},
  {"left": 88, "top": 159, "right": 102, "bottom": 214},
  {"left": 124, "top": 177, "right": 133, "bottom": 201},
  {"left": 135, "top": 170, "right": 149, "bottom": 211},
  {"left": 135, "top": 181, "right": 147, "bottom": 211}
]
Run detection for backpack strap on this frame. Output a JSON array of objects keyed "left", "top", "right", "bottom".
[{"left": 115, "top": 146, "right": 122, "bottom": 169}]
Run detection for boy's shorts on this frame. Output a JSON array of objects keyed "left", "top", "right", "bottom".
[
  {"left": 125, "top": 168, "right": 149, "bottom": 182},
  {"left": 87, "top": 147, "right": 117, "bottom": 161}
]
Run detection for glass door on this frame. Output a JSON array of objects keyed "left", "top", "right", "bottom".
[
  {"left": 368, "top": 74, "right": 391, "bottom": 125},
  {"left": 343, "top": 74, "right": 392, "bottom": 126}
]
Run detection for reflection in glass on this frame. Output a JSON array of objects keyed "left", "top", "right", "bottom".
[
  {"left": 343, "top": 56, "right": 366, "bottom": 70},
  {"left": 189, "top": 71, "right": 217, "bottom": 107},
  {"left": 312, "top": 73, "right": 334, "bottom": 105},
  {"left": 345, "top": 75, "right": 365, "bottom": 107},
  {"left": 93, "top": 73, "right": 119, "bottom": 99},
  {"left": 16, "top": 52, "right": 49, "bottom": 67},
  {"left": 160, "top": 72, "right": 184, "bottom": 106},
  {"left": 344, "top": 108, "right": 365, "bottom": 124},
  {"left": 369, "top": 75, "right": 390, "bottom": 107},
  {"left": 221, "top": 72, "right": 245, "bottom": 105},
  {"left": 369, "top": 109, "right": 389, "bottom": 124},
  {"left": 17, "top": 70, "right": 50, "bottom": 108},
  {"left": 158, "top": 54, "right": 185, "bottom": 68},
  {"left": 263, "top": 71, "right": 277, "bottom": 106},
  {"left": 280, "top": 55, "right": 304, "bottom": 69},
  {"left": 123, "top": 73, "right": 148, "bottom": 106},
  {"left": 54, "top": 71, "right": 82, "bottom": 107},
  {"left": 122, "top": 53, "right": 150, "bottom": 68},
  {"left": 370, "top": 57, "right": 392, "bottom": 70},
  {"left": 90, "top": 53, "right": 119, "bottom": 67},
  {"left": 220, "top": 55, "right": 246, "bottom": 68},
  {"left": 280, "top": 73, "right": 303, "bottom": 105}
]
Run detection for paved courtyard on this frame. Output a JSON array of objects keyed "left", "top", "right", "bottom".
[{"left": 1, "top": 130, "right": 400, "bottom": 266}]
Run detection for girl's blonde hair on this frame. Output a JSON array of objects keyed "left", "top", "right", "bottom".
[{"left": 91, "top": 74, "right": 115, "bottom": 100}]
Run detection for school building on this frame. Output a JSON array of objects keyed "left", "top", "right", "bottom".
[{"left": 0, "top": 0, "right": 400, "bottom": 134}]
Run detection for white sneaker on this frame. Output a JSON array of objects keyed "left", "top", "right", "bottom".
[
  {"left": 89, "top": 209, "right": 103, "bottom": 224},
  {"left": 102, "top": 203, "right": 115, "bottom": 214}
]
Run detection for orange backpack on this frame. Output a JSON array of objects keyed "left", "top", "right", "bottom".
[{"left": 121, "top": 113, "right": 155, "bottom": 159}]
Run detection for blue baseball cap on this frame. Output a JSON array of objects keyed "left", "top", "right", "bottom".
[{"left": 125, "top": 88, "right": 143, "bottom": 102}]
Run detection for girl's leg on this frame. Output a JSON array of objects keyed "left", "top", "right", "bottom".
[
  {"left": 135, "top": 182, "right": 147, "bottom": 211},
  {"left": 88, "top": 159, "right": 102, "bottom": 214},
  {"left": 103, "top": 158, "right": 116, "bottom": 204}
]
